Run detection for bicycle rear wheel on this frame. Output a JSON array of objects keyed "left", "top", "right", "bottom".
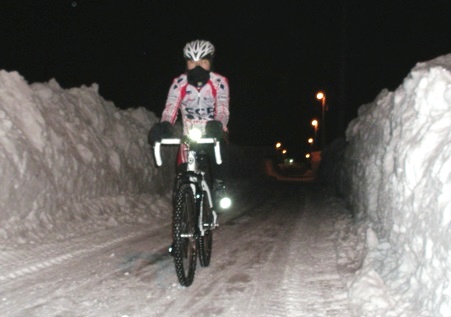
[
  {"left": 197, "top": 191, "right": 213, "bottom": 267},
  {"left": 173, "top": 183, "right": 197, "bottom": 286}
]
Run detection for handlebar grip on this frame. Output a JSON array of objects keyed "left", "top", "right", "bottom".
[
  {"left": 160, "top": 138, "right": 181, "bottom": 144},
  {"left": 154, "top": 139, "right": 181, "bottom": 166},
  {"left": 214, "top": 141, "right": 222, "bottom": 165},
  {"left": 154, "top": 142, "right": 162, "bottom": 166}
]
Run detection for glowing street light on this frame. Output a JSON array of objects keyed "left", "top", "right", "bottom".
[
  {"left": 274, "top": 142, "right": 283, "bottom": 163},
  {"left": 316, "top": 91, "right": 327, "bottom": 147},
  {"left": 282, "top": 149, "right": 287, "bottom": 155},
  {"left": 308, "top": 138, "right": 314, "bottom": 145},
  {"left": 311, "top": 119, "right": 318, "bottom": 148}
]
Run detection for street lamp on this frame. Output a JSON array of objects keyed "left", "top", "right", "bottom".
[
  {"left": 312, "top": 119, "right": 318, "bottom": 143},
  {"left": 316, "top": 92, "right": 327, "bottom": 148},
  {"left": 274, "top": 142, "right": 283, "bottom": 164}
]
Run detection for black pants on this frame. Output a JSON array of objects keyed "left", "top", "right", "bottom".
[{"left": 209, "top": 139, "right": 229, "bottom": 183}]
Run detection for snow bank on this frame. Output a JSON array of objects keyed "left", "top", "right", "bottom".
[
  {"left": 340, "top": 54, "right": 451, "bottom": 316},
  {"left": 0, "top": 70, "right": 174, "bottom": 244}
]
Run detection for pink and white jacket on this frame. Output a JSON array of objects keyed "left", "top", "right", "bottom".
[{"left": 161, "top": 72, "right": 230, "bottom": 135}]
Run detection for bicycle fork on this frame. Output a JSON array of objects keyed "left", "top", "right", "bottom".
[
  {"left": 184, "top": 150, "right": 218, "bottom": 237},
  {"left": 199, "top": 179, "right": 218, "bottom": 234}
]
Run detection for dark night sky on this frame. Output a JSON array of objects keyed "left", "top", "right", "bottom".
[{"left": 1, "top": 0, "right": 450, "bottom": 155}]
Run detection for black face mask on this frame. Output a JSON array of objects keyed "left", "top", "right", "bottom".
[{"left": 187, "top": 66, "right": 210, "bottom": 88}]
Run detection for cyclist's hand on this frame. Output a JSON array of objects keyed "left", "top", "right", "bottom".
[
  {"left": 205, "top": 120, "right": 223, "bottom": 139},
  {"left": 148, "top": 121, "right": 174, "bottom": 144}
]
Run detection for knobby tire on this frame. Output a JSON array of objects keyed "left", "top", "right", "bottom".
[{"left": 173, "top": 183, "right": 197, "bottom": 286}]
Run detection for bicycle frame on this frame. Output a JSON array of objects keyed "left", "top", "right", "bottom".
[{"left": 154, "top": 137, "right": 221, "bottom": 235}]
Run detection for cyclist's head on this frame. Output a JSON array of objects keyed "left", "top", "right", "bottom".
[{"left": 183, "top": 40, "right": 215, "bottom": 62}]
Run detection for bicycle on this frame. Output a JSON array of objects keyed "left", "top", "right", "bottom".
[{"left": 154, "top": 128, "right": 225, "bottom": 286}]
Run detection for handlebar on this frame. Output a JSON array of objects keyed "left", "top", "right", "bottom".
[{"left": 154, "top": 138, "right": 222, "bottom": 166}]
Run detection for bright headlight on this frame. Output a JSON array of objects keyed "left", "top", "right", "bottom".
[
  {"left": 188, "top": 128, "right": 202, "bottom": 141},
  {"left": 219, "top": 197, "right": 232, "bottom": 209}
]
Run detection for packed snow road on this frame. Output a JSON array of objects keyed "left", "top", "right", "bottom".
[{"left": 0, "top": 180, "right": 359, "bottom": 317}]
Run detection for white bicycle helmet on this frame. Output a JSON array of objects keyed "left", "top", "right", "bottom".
[{"left": 183, "top": 40, "right": 215, "bottom": 61}]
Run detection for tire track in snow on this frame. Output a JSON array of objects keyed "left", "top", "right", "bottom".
[
  {"left": 153, "top": 188, "right": 284, "bottom": 316},
  {"left": 240, "top": 190, "right": 306, "bottom": 317},
  {"left": 169, "top": 183, "right": 356, "bottom": 317},
  {"left": 0, "top": 224, "right": 172, "bottom": 317},
  {"left": 277, "top": 187, "right": 356, "bottom": 317},
  {"left": 0, "top": 225, "right": 152, "bottom": 283},
  {"left": 156, "top": 184, "right": 314, "bottom": 316}
]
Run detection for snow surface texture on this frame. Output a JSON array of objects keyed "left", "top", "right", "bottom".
[
  {"left": 0, "top": 70, "right": 176, "bottom": 244},
  {"left": 324, "top": 54, "right": 451, "bottom": 316}
]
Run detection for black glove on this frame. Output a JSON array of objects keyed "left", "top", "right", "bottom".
[
  {"left": 205, "top": 120, "right": 224, "bottom": 139},
  {"left": 148, "top": 122, "right": 174, "bottom": 144}
]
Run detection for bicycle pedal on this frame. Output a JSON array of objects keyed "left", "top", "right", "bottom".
[{"left": 201, "top": 222, "right": 216, "bottom": 230}]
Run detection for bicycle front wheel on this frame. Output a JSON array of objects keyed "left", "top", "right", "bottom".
[{"left": 173, "top": 183, "right": 197, "bottom": 286}]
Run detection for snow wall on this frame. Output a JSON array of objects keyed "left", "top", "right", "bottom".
[
  {"left": 0, "top": 71, "right": 182, "bottom": 243},
  {"left": 0, "top": 70, "right": 174, "bottom": 243},
  {"left": 0, "top": 70, "right": 269, "bottom": 245},
  {"left": 322, "top": 54, "right": 451, "bottom": 316}
]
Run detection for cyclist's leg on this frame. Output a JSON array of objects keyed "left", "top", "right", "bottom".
[
  {"left": 209, "top": 138, "right": 229, "bottom": 183},
  {"left": 209, "top": 139, "right": 231, "bottom": 209}
]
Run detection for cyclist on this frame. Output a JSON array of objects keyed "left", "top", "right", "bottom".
[{"left": 149, "top": 39, "right": 231, "bottom": 209}]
